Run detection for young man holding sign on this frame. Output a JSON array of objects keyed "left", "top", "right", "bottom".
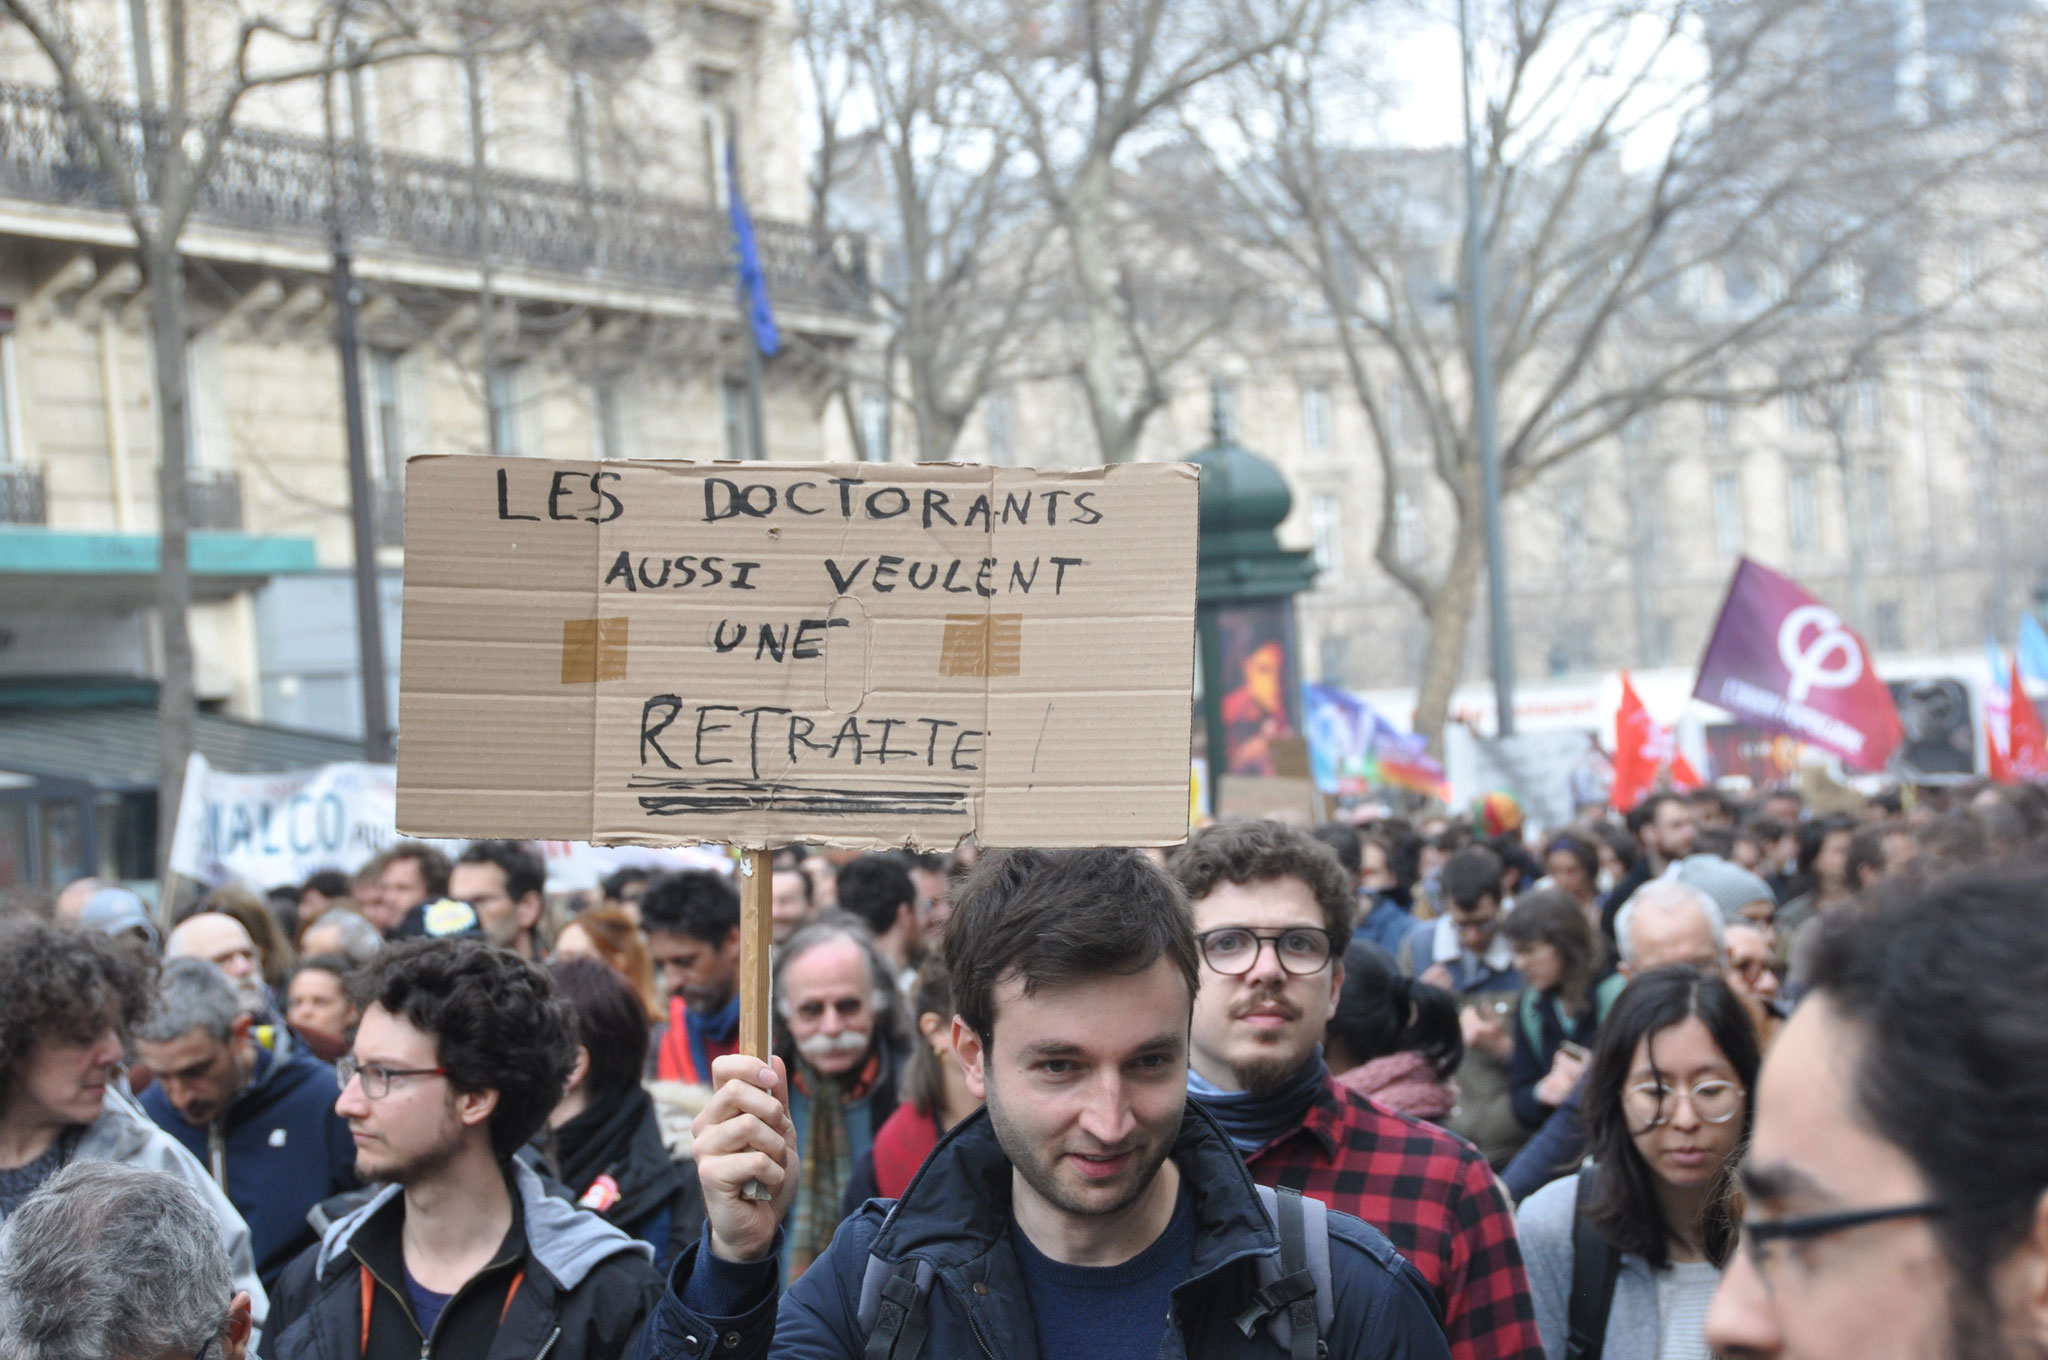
[{"left": 637, "top": 848, "right": 1449, "bottom": 1360}]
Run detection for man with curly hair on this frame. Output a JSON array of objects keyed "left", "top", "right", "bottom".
[
  {"left": 1172, "top": 822, "right": 1543, "bottom": 1360},
  {"left": 261, "top": 938, "right": 662, "bottom": 1360},
  {"left": 0, "top": 915, "right": 267, "bottom": 1327}
]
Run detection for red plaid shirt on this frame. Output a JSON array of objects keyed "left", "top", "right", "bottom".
[{"left": 1244, "top": 1079, "right": 1543, "bottom": 1360}]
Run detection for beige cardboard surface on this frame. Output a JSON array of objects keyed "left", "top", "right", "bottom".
[{"left": 396, "top": 457, "right": 1199, "bottom": 850}]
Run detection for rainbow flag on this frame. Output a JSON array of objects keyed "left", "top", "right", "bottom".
[{"left": 1303, "top": 683, "right": 1447, "bottom": 799}]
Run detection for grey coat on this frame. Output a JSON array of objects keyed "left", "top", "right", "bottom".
[
  {"left": 1514, "top": 1172, "right": 1660, "bottom": 1360},
  {"left": 47, "top": 1089, "right": 269, "bottom": 1327}
]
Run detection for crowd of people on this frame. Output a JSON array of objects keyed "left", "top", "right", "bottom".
[{"left": 1, "top": 776, "right": 2047, "bottom": 1360}]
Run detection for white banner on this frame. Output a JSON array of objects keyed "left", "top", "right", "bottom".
[
  {"left": 169, "top": 753, "right": 410, "bottom": 890},
  {"left": 169, "top": 753, "right": 730, "bottom": 893}
]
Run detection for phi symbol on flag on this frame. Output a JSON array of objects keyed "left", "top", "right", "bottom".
[{"left": 1778, "top": 605, "right": 1864, "bottom": 702}]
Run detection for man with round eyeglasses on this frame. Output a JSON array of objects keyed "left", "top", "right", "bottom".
[
  {"left": 261, "top": 939, "right": 661, "bottom": 1360},
  {"left": 1172, "top": 821, "right": 1544, "bottom": 1360},
  {"left": 1708, "top": 865, "right": 2048, "bottom": 1360}
]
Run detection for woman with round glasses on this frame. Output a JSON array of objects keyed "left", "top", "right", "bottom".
[{"left": 1515, "top": 967, "right": 1760, "bottom": 1360}]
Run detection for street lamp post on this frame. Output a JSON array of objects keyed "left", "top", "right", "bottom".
[{"left": 1459, "top": 0, "right": 1517, "bottom": 737}]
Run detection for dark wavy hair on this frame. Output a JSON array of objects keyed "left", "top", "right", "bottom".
[
  {"left": 1168, "top": 820, "right": 1357, "bottom": 938},
  {"left": 0, "top": 917, "right": 154, "bottom": 1110},
  {"left": 835, "top": 855, "right": 917, "bottom": 940},
  {"left": 1541, "top": 832, "right": 1600, "bottom": 887},
  {"left": 1806, "top": 865, "right": 2048, "bottom": 1323},
  {"left": 547, "top": 958, "right": 648, "bottom": 1097},
  {"left": 1328, "top": 941, "right": 1463, "bottom": 1079},
  {"left": 947, "top": 848, "right": 1197, "bottom": 1042},
  {"left": 1582, "top": 966, "right": 1759, "bottom": 1270},
  {"left": 1499, "top": 886, "right": 1606, "bottom": 1015},
  {"left": 350, "top": 938, "right": 576, "bottom": 1159},
  {"left": 637, "top": 869, "right": 739, "bottom": 946},
  {"left": 899, "top": 956, "right": 956, "bottom": 1118}
]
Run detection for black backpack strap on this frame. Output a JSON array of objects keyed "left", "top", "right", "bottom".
[
  {"left": 860, "top": 1258, "right": 934, "bottom": 1360},
  {"left": 1276, "top": 1187, "right": 1320, "bottom": 1360},
  {"left": 1235, "top": 1186, "right": 1323, "bottom": 1360},
  {"left": 1565, "top": 1169, "right": 1623, "bottom": 1360}
]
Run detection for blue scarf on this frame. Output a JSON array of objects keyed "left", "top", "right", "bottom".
[
  {"left": 1186, "top": 1049, "right": 1330, "bottom": 1155},
  {"left": 686, "top": 994, "right": 742, "bottom": 1087}
]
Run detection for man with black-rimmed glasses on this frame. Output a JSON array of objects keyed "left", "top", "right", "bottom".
[
  {"left": 1173, "top": 821, "right": 1544, "bottom": 1360},
  {"left": 259, "top": 939, "right": 661, "bottom": 1360},
  {"left": 1708, "top": 865, "right": 2048, "bottom": 1360}
]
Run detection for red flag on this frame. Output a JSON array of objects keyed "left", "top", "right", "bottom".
[
  {"left": 1989, "top": 722, "right": 2016, "bottom": 783},
  {"left": 2009, "top": 659, "right": 2048, "bottom": 780},
  {"left": 1613, "top": 672, "right": 1700, "bottom": 812},
  {"left": 1693, "top": 559, "right": 1902, "bottom": 771}
]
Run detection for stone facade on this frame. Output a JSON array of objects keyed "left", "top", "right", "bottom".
[{"left": 0, "top": 0, "right": 879, "bottom": 726}]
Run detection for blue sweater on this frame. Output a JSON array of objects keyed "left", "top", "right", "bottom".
[{"left": 1013, "top": 1184, "right": 1195, "bottom": 1360}]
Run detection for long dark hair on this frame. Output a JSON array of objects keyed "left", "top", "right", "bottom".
[
  {"left": 1582, "top": 967, "right": 1759, "bottom": 1270},
  {"left": 1329, "top": 942, "right": 1463, "bottom": 1079},
  {"left": 1786, "top": 814, "right": 1855, "bottom": 900},
  {"left": 899, "top": 957, "right": 955, "bottom": 1118},
  {"left": 1499, "top": 886, "right": 1604, "bottom": 1014}
]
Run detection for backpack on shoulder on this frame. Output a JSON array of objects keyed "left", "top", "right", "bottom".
[
  {"left": 1565, "top": 1168, "right": 1624, "bottom": 1360},
  {"left": 856, "top": 1184, "right": 1335, "bottom": 1360}
]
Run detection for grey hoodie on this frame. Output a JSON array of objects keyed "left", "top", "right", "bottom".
[{"left": 308, "top": 1157, "right": 652, "bottom": 1291}]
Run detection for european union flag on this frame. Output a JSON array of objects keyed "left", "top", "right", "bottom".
[{"left": 725, "top": 138, "right": 781, "bottom": 357}]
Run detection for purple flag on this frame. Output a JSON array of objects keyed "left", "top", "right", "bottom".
[{"left": 1693, "top": 559, "right": 1902, "bottom": 771}]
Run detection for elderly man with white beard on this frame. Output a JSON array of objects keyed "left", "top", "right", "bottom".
[{"left": 769, "top": 918, "right": 911, "bottom": 1284}]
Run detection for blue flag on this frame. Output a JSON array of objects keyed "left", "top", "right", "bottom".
[
  {"left": 2021, "top": 614, "right": 2048, "bottom": 687},
  {"left": 725, "top": 139, "right": 781, "bottom": 357}
]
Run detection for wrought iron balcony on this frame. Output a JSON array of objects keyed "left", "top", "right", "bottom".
[
  {"left": 185, "top": 468, "right": 243, "bottom": 531},
  {"left": 0, "top": 83, "right": 871, "bottom": 319},
  {"left": 0, "top": 464, "right": 46, "bottom": 525}
]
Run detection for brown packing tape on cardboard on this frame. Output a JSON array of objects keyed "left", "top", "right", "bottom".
[{"left": 395, "top": 458, "right": 1200, "bottom": 850}]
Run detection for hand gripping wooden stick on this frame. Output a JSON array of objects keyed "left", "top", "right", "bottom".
[{"left": 737, "top": 847, "right": 776, "bottom": 1202}]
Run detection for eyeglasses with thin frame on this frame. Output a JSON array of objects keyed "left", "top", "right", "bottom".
[
  {"left": 1623, "top": 1077, "right": 1746, "bottom": 1129},
  {"left": 1730, "top": 957, "right": 1775, "bottom": 985},
  {"left": 1739, "top": 1201, "right": 1947, "bottom": 1292},
  {"left": 1197, "top": 927, "right": 1339, "bottom": 977},
  {"left": 335, "top": 1056, "right": 449, "bottom": 1100}
]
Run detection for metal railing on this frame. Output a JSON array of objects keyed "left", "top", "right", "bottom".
[
  {"left": 185, "top": 467, "right": 242, "bottom": 531},
  {"left": 0, "top": 465, "right": 46, "bottom": 525},
  {"left": 0, "top": 83, "right": 871, "bottom": 318}
]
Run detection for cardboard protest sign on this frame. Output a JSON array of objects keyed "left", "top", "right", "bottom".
[{"left": 396, "top": 458, "right": 1199, "bottom": 850}]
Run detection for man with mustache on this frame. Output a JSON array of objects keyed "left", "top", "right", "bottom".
[
  {"left": 769, "top": 918, "right": 908, "bottom": 1283},
  {"left": 1175, "top": 821, "right": 1544, "bottom": 1360}
]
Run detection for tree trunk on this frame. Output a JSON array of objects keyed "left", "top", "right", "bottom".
[
  {"left": 905, "top": 342, "right": 965, "bottom": 463},
  {"left": 1066, "top": 156, "right": 1144, "bottom": 464},
  {"left": 1410, "top": 515, "right": 1488, "bottom": 751},
  {"left": 146, "top": 242, "right": 195, "bottom": 885}
]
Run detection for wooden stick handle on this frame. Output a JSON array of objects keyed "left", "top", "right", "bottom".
[{"left": 737, "top": 846, "right": 776, "bottom": 1201}]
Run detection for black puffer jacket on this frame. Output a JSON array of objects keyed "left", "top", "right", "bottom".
[{"left": 636, "top": 1103, "right": 1451, "bottom": 1360}]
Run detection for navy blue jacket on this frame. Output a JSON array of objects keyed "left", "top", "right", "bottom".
[
  {"left": 1353, "top": 897, "right": 1416, "bottom": 956},
  {"left": 636, "top": 1103, "right": 1450, "bottom": 1360},
  {"left": 140, "top": 1029, "right": 358, "bottom": 1289},
  {"left": 1501, "top": 1084, "right": 1586, "bottom": 1204}
]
